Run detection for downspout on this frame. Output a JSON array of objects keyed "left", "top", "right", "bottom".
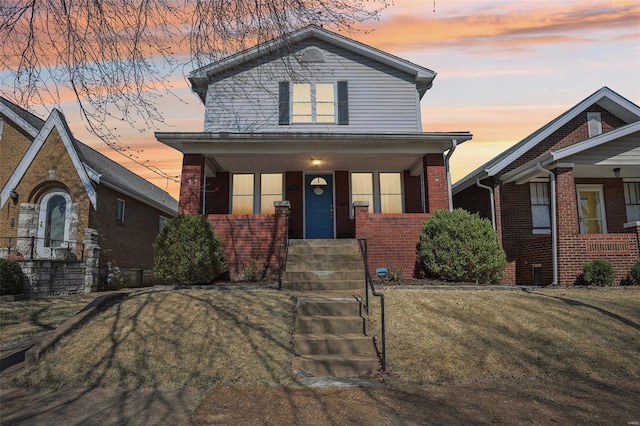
[
  {"left": 536, "top": 162, "right": 558, "bottom": 286},
  {"left": 444, "top": 139, "right": 457, "bottom": 211},
  {"left": 475, "top": 178, "right": 496, "bottom": 230}
]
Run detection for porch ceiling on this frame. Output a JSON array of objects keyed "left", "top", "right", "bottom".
[{"left": 156, "top": 131, "right": 472, "bottom": 174}]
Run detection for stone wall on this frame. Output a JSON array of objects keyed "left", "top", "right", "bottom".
[{"left": 20, "top": 260, "right": 89, "bottom": 297}]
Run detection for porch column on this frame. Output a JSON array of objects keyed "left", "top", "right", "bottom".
[
  {"left": 423, "top": 154, "right": 449, "bottom": 212},
  {"left": 179, "top": 154, "right": 205, "bottom": 215},
  {"left": 555, "top": 167, "right": 579, "bottom": 235}
]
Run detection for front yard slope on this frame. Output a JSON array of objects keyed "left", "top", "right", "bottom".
[
  {"left": 4, "top": 290, "right": 295, "bottom": 389},
  {"left": 376, "top": 288, "right": 640, "bottom": 384}
]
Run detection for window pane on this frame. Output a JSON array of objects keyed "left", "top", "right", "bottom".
[
  {"left": 532, "top": 205, "right": 551, "bottom": 228},
  {"left": 380, "top": 173, "right": 402, "bottom": 213},
  {"left": 316, "top": 103, "right": 335, "bottom": 116},
  {"left": 351, "top": 173, "right": 373, "bottom": 213},
  {"left": 232, "top": 174, "right": 254, "bottom": 214},
  {"left": 292, "top": 103, "right": 312, "bottom": 116},
  {"left": 293, "top": 84, "right": 311, "bottom": 101},
  {"left": 316, "top": 83, "right": 334, "bottom": 102},
  {"left": 626, "top": 205, "right": 640, "bottom": 222},
  {"left": 46, "top": 195, "right": 66, "bottom": 246},
  {"left": 261, "top": 173, "right": 283, "bottom": 214}
]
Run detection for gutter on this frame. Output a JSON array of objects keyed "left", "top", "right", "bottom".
[
  {"left": 444, "top": 139, "right": 457, "bottom": 211},
  {"left": 475, "top": 178, "right": 496, "bottom": 230},
  {"left": 535, "top": 162, "right": 558, "bottom": 286}
]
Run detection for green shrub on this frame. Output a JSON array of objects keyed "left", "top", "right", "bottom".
[
  {"left": 0, "top": 258, "right": 25, "bottom": 295},
  {"left": 153, "top": 215, "right": 227, "bottom": 285},
  {"left": 630, "top": 260, "right": 640, "bottom": 286},
  {"left": 582, "top": 259, "right": 615, "bottom": 287},
  {"left": 242, "top": 257, "right": 266, "bottom": 282},
  {"left": 418, "top": 209, "right": 507, "bottom": 284}
]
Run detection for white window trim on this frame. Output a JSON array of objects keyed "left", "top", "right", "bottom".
[
  {"left": 291, "top": 82, "right": 336, "bottom": 124},
  {"left": 36, "top": 191, "right": 72, "bottom": 257},
  {"left": 530, "top": 182, "right": 551, "bottom": 234},
  {"left": 349, "top": 171, "right": 404, "bottom": 218},
  {"left": 230, "top": 173, "right": 284, "bottom": 214},
  {"left": 587, "top": 112, "right": 602, "bottom": 137},
  {"left": 623, "top": 180, "right": 640, "bottom": 223},
  {"left": 576, "top": 184, "right": 607, "bottom": 234}
]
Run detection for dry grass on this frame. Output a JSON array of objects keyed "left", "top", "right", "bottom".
[
  {"left": 4, "top": 290, "right": 295, "bottom": 389},
  {"left": 370, "top": 287, "right": 640, "bottom": 384},
  {"left": 0, "top": 293, "right": 106, "bottom": 348}
]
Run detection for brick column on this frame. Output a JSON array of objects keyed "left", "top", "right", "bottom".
[
  {"left": 353, "top": 201, "right": 369, "bottom": 238},
  {"left": 274, "top": 201, "right": 291, "bottom": 242},
  {"left": 424, "top": 154, "right": 448, "bottom": 212},
  {"left": 179, "top": 154, "right": 205, "bottom": 215},
  {"left": 555, "top": 167, "right": 579, "bottom": 236}
]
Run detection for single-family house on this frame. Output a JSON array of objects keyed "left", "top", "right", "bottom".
[
  {"left": 156, "top": 25, "right": 472, "bottom": 281},
  {"left": 453, "top": 87, "right": 640, "bottom": 286},
  {"left": 0, "top": 97, "right": 178, "bottom": 293}
]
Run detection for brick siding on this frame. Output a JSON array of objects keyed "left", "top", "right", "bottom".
[{"left": 354, "top": 204, "right": 430, "bottom": 279}]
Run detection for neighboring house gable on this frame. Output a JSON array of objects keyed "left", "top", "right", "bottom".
[{"left": 453, "top": 87, "right": 640, "bottom": 286}]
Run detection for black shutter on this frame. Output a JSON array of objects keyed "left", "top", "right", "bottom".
[
  {"left": 337, "top": 81, "right": 349, "bottom": 125},
  {"left": 278, "top": 82, "right": 290, "bottom": 125}
]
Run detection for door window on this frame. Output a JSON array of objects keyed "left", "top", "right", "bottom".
[{"left": 577, "top": 186, "right": 607, "bottom": 234}]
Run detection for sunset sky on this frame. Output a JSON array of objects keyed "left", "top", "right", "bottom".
[{"left": 13, "top": 0, "right": 640, "bottom": 200}]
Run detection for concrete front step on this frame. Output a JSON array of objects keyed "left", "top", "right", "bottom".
[
  {"left": 296, "top": 297, "right": 361, "bottom": 317},
  {"left": 296, "top": 316, "right": 366, "bottom": 335},
  {"left": 287, "top": 253, "right": 362, "bottom": 263},
  {"left": 289, "top": 239, "right": 358, "bottom": 247},
  {"left": 281, "top": 280, "right": 363, "bottom": 291},
  {"left": 294, "top": 334, "right": 373, "bottom": 355},
  {"left": 283, "top": 270, "right": 364, "bottom": 282},
  {"left": 285, "top": 261, "right": 364, "bottom": 272},
  {"left": 293, "top": 354, "right": 379, "bottom": 377}
]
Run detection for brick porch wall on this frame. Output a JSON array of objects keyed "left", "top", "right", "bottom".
[
  {"left": 207, "top": 203, "right": 289, "bottom": 281},
  {"left": 516, "top": 236, "right": 553, "bottom": 285},
  {"left": 354, "top": 204, "right": 430, "bottom": 279},
  {"left": 557, "top": 233, "right": 639, "bottom": 285}
]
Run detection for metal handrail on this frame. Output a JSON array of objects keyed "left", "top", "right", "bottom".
[
  {"left": 357, "top": 238, "right": 386, "bottom": 372},
  {"left": 1, "top": 236, "right": 83, "bottom": 261},
  {"left": 277, "top": 210, "right": 290, "bottom": 289}
]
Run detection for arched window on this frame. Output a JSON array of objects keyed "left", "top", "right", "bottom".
[
  {"left": 45, "top": 194, "right": 66, "bottom": 247},
  {"left": 37, "top": 191, "right": 72, "bottom": 257}
]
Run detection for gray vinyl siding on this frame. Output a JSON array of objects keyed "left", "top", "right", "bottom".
[{"left": 203, "top": 41, "right": 421, "bottom": 133}]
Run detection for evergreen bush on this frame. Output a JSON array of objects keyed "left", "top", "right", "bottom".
[
  {"left": 629, "top": 260, "right": 640, "bottom": 286},
  {"left": 582, "top": 259, "right": 615, "bottom": 287},
  {"left": 418, "top": 209, "right": 507, "bottom": 284},
  {"left": 153, "top": 215, "right": 227, "bottom": 285},
  {"left": 0, "top": 258, "right": 25, "bottom": 295}
]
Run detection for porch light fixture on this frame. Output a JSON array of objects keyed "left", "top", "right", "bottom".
[
  {"left": 613, "top": 167, "right": 621, "bottom": 178},
  {"left": 311, "top": 159, "right": 322, "bottom": 167},
  {"left": 9, "top": 189, "right": 18, "bottom": 205}
]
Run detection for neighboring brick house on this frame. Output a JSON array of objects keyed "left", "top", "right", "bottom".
[
  {"left": 156, "top": 25, "right": 472, "bottom": 280},
  {"left": 0, "top": 97, "right": 178, "bottom": 289},
  {"left": 453, "top": 87, "right": 640, "bottom": 286}
]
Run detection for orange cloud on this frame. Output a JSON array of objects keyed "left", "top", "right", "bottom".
[{"left": 357, "top": 1, "right": 640, "bottom": 53}]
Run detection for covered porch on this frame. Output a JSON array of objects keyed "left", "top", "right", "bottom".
[
  {"left": 156, "top": 131, "right": 471, "bottom": 280},
  {"left": 501, "top": 122, "right": 640, "bottom": 285}
]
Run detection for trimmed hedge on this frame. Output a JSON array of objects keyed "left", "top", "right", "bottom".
[
  {"left": 418, "top": 209, "right": 507, "bottom": 284},
  {"left": 582, "top": 259, "right": 615, "bottom": 287},
  {"left": 0, "top": 258, "right": 25, "bottom": 295},
  {"left": 630, "top": 260, "right": 640, "bottom": 286},
  {"left": 153, "top": 215, "right": 227, "bottom": 285}
]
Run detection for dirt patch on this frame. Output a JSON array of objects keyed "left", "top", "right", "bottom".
[{"left": 3, "top": 378, "right": 638, "bottom": 425}]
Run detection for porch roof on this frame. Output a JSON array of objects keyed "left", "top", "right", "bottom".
[
  {"left": 155, "top": 131, "right": 472, "bottom": 175},
  {"left": 501, "top": 121, "right": 640, "bottom": 184}
]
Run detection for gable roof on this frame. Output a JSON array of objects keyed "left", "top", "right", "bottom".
[
  {"left": 0, "top": 97, "right": 178, "bottom": 215},
  {"left": 189, "top": 25, "right": 437, "bottom": 102},
  {"left": 453, "top": 86, "right": 640, "bottom": 194},
  {"left": 501, "top": 121, "right": 640, "bottom": 184}
]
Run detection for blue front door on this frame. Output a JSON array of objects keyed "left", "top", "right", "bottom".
[{"left": 305, "top": 174, "right": 334, "bottom": 239}]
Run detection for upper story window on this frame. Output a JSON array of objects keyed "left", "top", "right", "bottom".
[
  {"left": 530, "top": 182, "right": 551, "bottom": 233},
  {"left": 624, "top": 181, "right": 640, "bottom": 223},
  {"left": 232, "top": 173, "right": 284, "bottom": 214},
  {"left": 350, "top": 172, "right": 403, "bottom": 216},
  {"left": 159, "top": 216, "right": 171, "bottom": 231},
  {"left": 279, "top": 81, "right": 348, "bottom": 125},
  {"left": 587, "top": 112, "right": 602, "bottom": 137},
  {"left": 116, "top": 199, "right": 126, "bottom": 224}
]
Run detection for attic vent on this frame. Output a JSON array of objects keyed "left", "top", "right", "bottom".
[
  {"left": 587, "top": 112, "right": 602, "bottom": 137},
  {"left": 299, "top": 47, "right": 325, "bottom": 63}
]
